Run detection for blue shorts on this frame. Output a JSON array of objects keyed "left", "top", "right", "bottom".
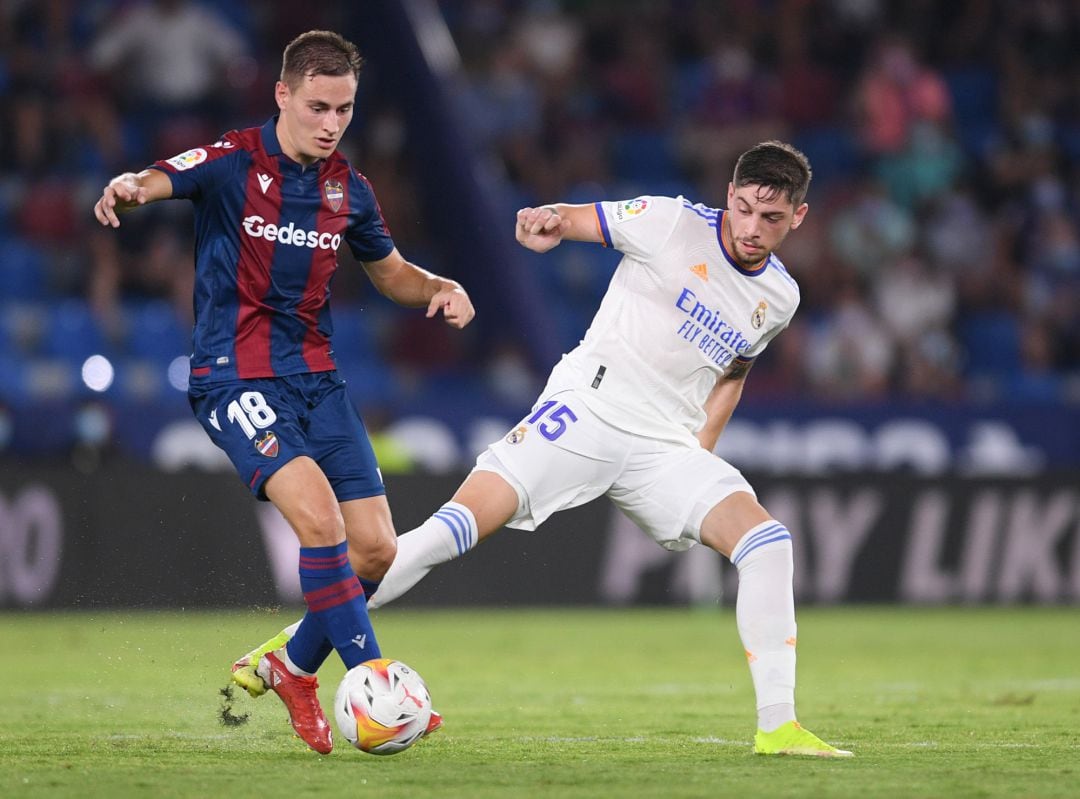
[{"left": 188, "top": 371, "right": 384, "bottom": 502}]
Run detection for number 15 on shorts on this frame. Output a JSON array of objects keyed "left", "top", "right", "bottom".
[{"left": 527, "top": 400, "right": 578, "bottom": 441}]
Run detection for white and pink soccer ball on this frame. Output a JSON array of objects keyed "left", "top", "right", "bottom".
[{"left": 334, "top": 658, "right": 432, "bottom": 755}]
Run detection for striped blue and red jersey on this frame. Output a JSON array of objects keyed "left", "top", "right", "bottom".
[{"left": 149, "top": 117, "right": 394, "bottom": 384}]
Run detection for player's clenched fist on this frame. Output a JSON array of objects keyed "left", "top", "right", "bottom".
[{"left": 516, "top": 206, "right": 568, "bottom": 253}]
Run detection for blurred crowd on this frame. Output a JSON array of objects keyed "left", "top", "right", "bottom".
[
  {"left": 0, "top": 0, "right": 1078, "bottom": 460},
  {"left": 440, "top": 0, "right": 1080, "bottom": 404}
]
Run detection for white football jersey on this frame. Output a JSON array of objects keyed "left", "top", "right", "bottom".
[{"left": 539, "top": 195, "right": 800, "bottom": 445}]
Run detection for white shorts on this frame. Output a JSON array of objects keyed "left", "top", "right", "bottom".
[{"left": 473, "top": 391, "right": 754, "bottom": 551}]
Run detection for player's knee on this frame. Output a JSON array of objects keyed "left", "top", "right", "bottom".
[
  {"left": 348, "top": 533, "right": 397, "bottom": 580},
  {"left": 293, "top": 506, "right": 347, "bottom": 547},
  {"left": 699, "top": 491, "right": 772, "bottom": 557}
]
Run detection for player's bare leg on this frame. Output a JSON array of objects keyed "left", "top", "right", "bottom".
[
  {"left": 367, "top": 470, "right": 519, "bottom": 609},
  {"left": 700, "top": 492, "right": 852, "bottom": 758},
  {"left": 341, "top": 494, "right": 398, "bottom": 599},
  {"left": 232, "top": 490, "right": 449, "bottom": 736},
  {"left": 233, "top": 494, "right": 397, "bottom": 696},
  {"left": 245, "top": 457, "right": 388, "bottom": 753}
]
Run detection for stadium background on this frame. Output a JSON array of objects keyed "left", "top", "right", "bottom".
[{"left": 0, "top": 0, "right": 1078, "bottom": 609}]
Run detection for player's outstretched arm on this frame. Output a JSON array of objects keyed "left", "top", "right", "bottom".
[
  {"left": 516, "top": 203, "right": 604, "bottom": 253},
  {"left": 93, "top": 169, "right": 173, "bottom": 228},
  {"left": 363, "top": 248, "right": 475, "bottom": 329}
]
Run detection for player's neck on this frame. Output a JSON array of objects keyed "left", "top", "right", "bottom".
[{"left": 275, "top": 121, "right": 321, "bottom": 169}]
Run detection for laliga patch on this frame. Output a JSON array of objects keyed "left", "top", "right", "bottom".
[
  {"left": 505, "top": 425, "right": 527, "bottom": 444},
  {"left": 166, "top": 147, "right": 207, "bottom": 171},
  {"left": 613, "top": 197, "right": 650, "bottom": 223},
  {"left": 324, "top": 179, "right": 344, "bottom": 212},
  {"left": 751, "top": 300, "right": 768, "bottom": 329},
  {"left": 255, "top": 431, "right": 279, "bottom": 458}
]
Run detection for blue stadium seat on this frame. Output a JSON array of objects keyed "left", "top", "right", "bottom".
[
  {"left": 0, "top": 353, "right": 30, "bottom": 403},
  {"left": 0, "top": 237, "right": 47, "bottom": 301},
  {"left": 944, "top": 67, "right": 998, "bottom": 128},
  {"left": 792, "top": 127, "right": 859, "bottom": 188},
  {"left": 42, "top": 299, "right": 115, "bottom": 362},
  {"left": 944, "top": 67, "right": 1000, "bottom": 162},
  {"left": 0, "top": 302, "right": 47, "bottom": 356},
  {"left": 958, "top": 312, "right": 1021, "bottom": 378},
  {"left": 124, "top": 300, "right": 191, "bottom": 362},
  {"left": 610, "top": 131, "right": 678, "bottom": 183}
]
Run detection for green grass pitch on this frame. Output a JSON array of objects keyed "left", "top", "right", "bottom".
[{"left": 1, "top": 606, "right": 1077, "bottom": 798}]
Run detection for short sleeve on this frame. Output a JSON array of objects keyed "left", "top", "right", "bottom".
[
  {"left": 593, "top": 196, "right": 683, "bottom": 261},
  {"left": 344, "top": 171, "right": 395, "bottom": 262},
  {"left": 148, "top": 133, "right": 243, "bottom": 200}
]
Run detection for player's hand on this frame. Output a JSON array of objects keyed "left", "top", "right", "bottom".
[
  {"left": 94, "top": 175, "right": 150, "bottom": 228},
  {"left": 516, "top": 206, "right": 569, "bottom": 253},
  {"left": 426, "top": 285, "right": 475, "bottom": 329}
]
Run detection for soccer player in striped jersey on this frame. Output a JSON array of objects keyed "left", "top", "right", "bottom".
[
  {"left": 93, "top": 30, "right": 471, "bottom": 754},
  {"left": 369, "top": 140, "right": 850, "bottom": 757}
]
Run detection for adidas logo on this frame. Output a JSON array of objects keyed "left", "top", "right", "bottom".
[{"left": 690, "top": 262, "right": 708, "bottom": 281}]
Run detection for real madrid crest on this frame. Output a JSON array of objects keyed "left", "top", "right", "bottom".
[
  {"left": 505, "top": 425, "right": 527, "bottom": 445},
  {"left": 751, "top": 300, "right": 768, "bottom": 330},
  {"left": 324, "top": 179, "right": 344, "bottom": 212}
]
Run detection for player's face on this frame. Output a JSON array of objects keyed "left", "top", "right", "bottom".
[
  {"left": 725, "top": 182, "right": 808, "bottom": 269},
  {"left": 275, "top": 73, "right": 358, "bottom": 165}
]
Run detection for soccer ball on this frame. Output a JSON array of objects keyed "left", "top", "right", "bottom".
[{"left": 334, "top": 658, "right": 432, "bottom": 755}]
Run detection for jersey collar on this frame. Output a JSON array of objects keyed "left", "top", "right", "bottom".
[{"left": 261, "top": 117, "right": 283, "bottom": 156}]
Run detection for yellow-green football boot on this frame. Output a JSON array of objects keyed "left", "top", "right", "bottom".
[
  {"left": 230, "top": 624, "right": 298, "bottom": 697},
  {"left": 753, "top": 721, "right": 853, "bottom": 758}
]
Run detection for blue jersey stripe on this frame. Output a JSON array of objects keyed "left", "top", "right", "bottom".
[{"left": 594, "top": 202, "right": 613, "bottom": 247}]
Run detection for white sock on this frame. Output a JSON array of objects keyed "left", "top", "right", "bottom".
[
  {"left": 730, "top": 520, "right": 798, "bottom": 731},
  {"left": 274, "top": 644, "right": 314, "bottom": 677},
  {"left": 368, "top": 502, "right": 478, "bottom": 609}
]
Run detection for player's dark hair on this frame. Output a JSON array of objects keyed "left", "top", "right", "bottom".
[
  {"left": 733, "top": 141, "right": 812, "bottom": 206},
  {"left": 281, "top": 30, "right": 363, "bottom": 88}
]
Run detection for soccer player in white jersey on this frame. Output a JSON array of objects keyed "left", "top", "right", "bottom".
[{"left": 235, "top": 141, "right": 852, "bottom": 757}]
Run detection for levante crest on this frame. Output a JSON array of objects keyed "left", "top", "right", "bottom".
[{"left": 324, "top": 179, "right": 344, "bottom": 212}]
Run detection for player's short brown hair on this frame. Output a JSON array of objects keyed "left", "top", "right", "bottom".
[
  {"left": 733, "top": 141, "right": 813, "bottom": 207},
  {"left": 280, "top": 30, "right": 363, "bottom": 88}
]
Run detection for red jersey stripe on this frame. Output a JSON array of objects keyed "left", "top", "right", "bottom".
[
  {"left": 299, "top": 164, "right": 348, "bottom": 372},
  {"left": 233, "top": 162, "right": 280, "bottom": 378}
]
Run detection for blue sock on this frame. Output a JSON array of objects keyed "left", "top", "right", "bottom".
[
  {"left": 285, "top": 612, "right": 334, "bottom": 674},
  {"left": 295, "top": 542, "right": 381, "bottom": 670},
  {"left": 357, "top": 576, "right": 381, "bottom": 599},
  {"left": 286, "top": 578, "right": 382, "bottom": 673}
]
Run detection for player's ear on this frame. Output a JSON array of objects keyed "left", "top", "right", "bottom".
[
  {"left": 274, "top": 81, "right": 290, "bottom": 111},
  {"left": 790, "top": 202, "right": 809, "bottom": 230}
]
